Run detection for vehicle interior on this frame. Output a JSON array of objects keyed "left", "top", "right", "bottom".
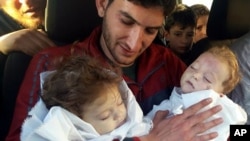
[{"left": 1, "top": 0, "right": 250, "bottom": 140}]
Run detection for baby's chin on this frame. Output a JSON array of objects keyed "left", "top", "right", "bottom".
[
  {"left": 181, "top": 89, "right": 192, "bottom": 94},
  {"left": 181, "top": 86, "right": 194, "bottom": 94}
]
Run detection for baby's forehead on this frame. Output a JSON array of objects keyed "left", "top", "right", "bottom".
[
  {"left": 194, "top": 53, "right": 225, "bottom": 71},
  {"left": 197, "top": 52, "right": 218, "bottom": 63},
  {"left": 197, "top": 52, "right": 229, "bottom": 75}
]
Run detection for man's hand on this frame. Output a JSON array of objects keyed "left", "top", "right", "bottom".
[
  {"left": 139, "top": 98, "right": 223, "bottom": 141},
  {"left": 0, "top": 29, "right": 55, "bottom": 56}
]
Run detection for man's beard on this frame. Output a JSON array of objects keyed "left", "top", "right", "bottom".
[
  {"left": 102, "top": 17, "right": 135, "bottom": 67},
  {"left": 2, "top": 5, "right": 43, "bottom": 29}
]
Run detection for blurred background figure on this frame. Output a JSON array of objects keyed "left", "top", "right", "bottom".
[
  {"left": 191, "top": 4, "right": 210, "bottom": 43},
  {"left": 0, "top": 0, "right": 46, "bottom": 30},
  {"left": 164, "top": 4, "right": 196, "bottom": 64}
]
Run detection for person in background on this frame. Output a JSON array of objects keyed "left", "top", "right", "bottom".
[
  {"left": 164, "top": 4, "right": 196, "bottom": 65},
  {"left": 0, "top": 0, "right": 54, "bottom": 140},
  {"left": 21, "top": 55, "right": 152, "bottom": 141},
  {"left": 0, "top": 0, "right": 54, "bottom": 54},
  {"left": 190, "top": 4, "right": 210, "bottom": 43},
  {"left": 7, "top": 1, "right": 223, "bottom": 141},
  {"left": 147, "top": 46, "right": 247, "bottom": 141}
]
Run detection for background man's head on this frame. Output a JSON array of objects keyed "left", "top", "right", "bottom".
[{"left": 1, "top": 0, "right": 47, "bottom": 28}]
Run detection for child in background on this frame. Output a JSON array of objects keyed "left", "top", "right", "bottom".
[
  {"left": 147, "top": 46, "right": 247, "bottom": 141},
  {"left": 164, "top": 4, "right": 196, "bottom": 64},
  {"left": 20, "top": 55, "right": 152, "bottom": 141},
  {"left": 191, "top": 4, "right": 210, "bottom": 43}
]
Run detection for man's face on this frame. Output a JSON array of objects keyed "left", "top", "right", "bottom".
[
  {"left": 97, "top": 0, "right": 165, "bottom": 67},
  {"left": 2, "top": 0, "right": 47, "bottom": 28}
]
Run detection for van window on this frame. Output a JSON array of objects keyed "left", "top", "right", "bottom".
[{"left": 182, "top": 0, "right": 213, "bottom": 10}]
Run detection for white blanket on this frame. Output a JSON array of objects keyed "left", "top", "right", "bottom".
[
  {"left": 146, "top": 87, "right": 247, "bottom": 141},
  {"left": 20, "top": 72, "right": 152, "bottom": 141}
]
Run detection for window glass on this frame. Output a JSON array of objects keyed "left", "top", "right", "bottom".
[{"left": 182, "top": 0, "right": 213, "bottom": 10}]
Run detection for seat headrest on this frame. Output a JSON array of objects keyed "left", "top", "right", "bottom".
[
  {"left": 45, "top": 0, "right": 102, "bottom": 44},
  {"left": 207, "top": 0, "right": 250, "bottom": 40}
]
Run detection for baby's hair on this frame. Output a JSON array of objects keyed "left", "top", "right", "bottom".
[
  {"left": 41, "top": 54, "right": 124, "bottom": 117},
  {"left": 206, "top": 46, "right": 241, "bottom": 94}
]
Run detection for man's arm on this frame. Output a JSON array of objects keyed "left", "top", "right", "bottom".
[{"left": 0, "top": 29, "right": 55, "bottom": 56}]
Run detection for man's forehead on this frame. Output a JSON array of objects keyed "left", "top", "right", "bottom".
[{"left": 115, "top": 0, "right": 165, "bottom": 26}]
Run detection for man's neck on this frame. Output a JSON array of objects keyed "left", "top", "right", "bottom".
[{"left": 122, "top": 60, "right": 138, "bottom": 81}]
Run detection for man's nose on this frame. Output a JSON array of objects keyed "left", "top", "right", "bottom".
[{"left": 127, "top": 26, "right": 143, "bottom": 50}]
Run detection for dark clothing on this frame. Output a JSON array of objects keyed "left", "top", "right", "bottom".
[
  {"left": 0, "top": 9, "right": 24, "bottom": 97},
  {"left": 0, "top": 9, "right": 24, "bottom": 36},
  {"left": 185, "top": 38, "right": 212, "bottom": 65},
  {"left": 0, "top": 9, "right": 31, "bottom": 141},
  {"left": 6, "top": 26, "right": 186, "bottom": 141}
]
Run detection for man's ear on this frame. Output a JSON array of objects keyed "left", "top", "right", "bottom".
[{"left": 95, "top": 0, "right": 109, "bottom": 17}]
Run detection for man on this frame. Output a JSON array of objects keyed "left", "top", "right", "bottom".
[
  {"left": 0, "top": 0, "right": 55, "bottom": 55},
  {"left": 0, "top": 0, "right": 54, "bottom": 140},
  {"left": 7, "top": 0, "right": 223, "bottom": 141}
]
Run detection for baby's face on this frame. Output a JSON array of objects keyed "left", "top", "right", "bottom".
[
  {"left": 81, "top": 84, "right": 127, "bottom": 134},
  {"left": 180, "top": 52, "right": 229, "bottom": 93}
]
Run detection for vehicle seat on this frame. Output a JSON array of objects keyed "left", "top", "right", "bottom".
[
  {"left": 207, "top": 0, "right": 250, "bottom": 40},
  {"left": 45, "top": 0, "right": 102, "bottom": 44}
]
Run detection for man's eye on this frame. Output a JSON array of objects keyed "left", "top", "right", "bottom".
[
  {"left": 121, "top": 18, "right": 134, "bottom": 25},
  {"left": 146, "top": 28, "right": 157, "bottom": 35}
]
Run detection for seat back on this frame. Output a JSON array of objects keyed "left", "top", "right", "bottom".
[
  {"left": 45, "top": 0, "right": 102, "bottom": 44},
  {"left": 207, "top": 0, "right": 250, "bottom": 40}
]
